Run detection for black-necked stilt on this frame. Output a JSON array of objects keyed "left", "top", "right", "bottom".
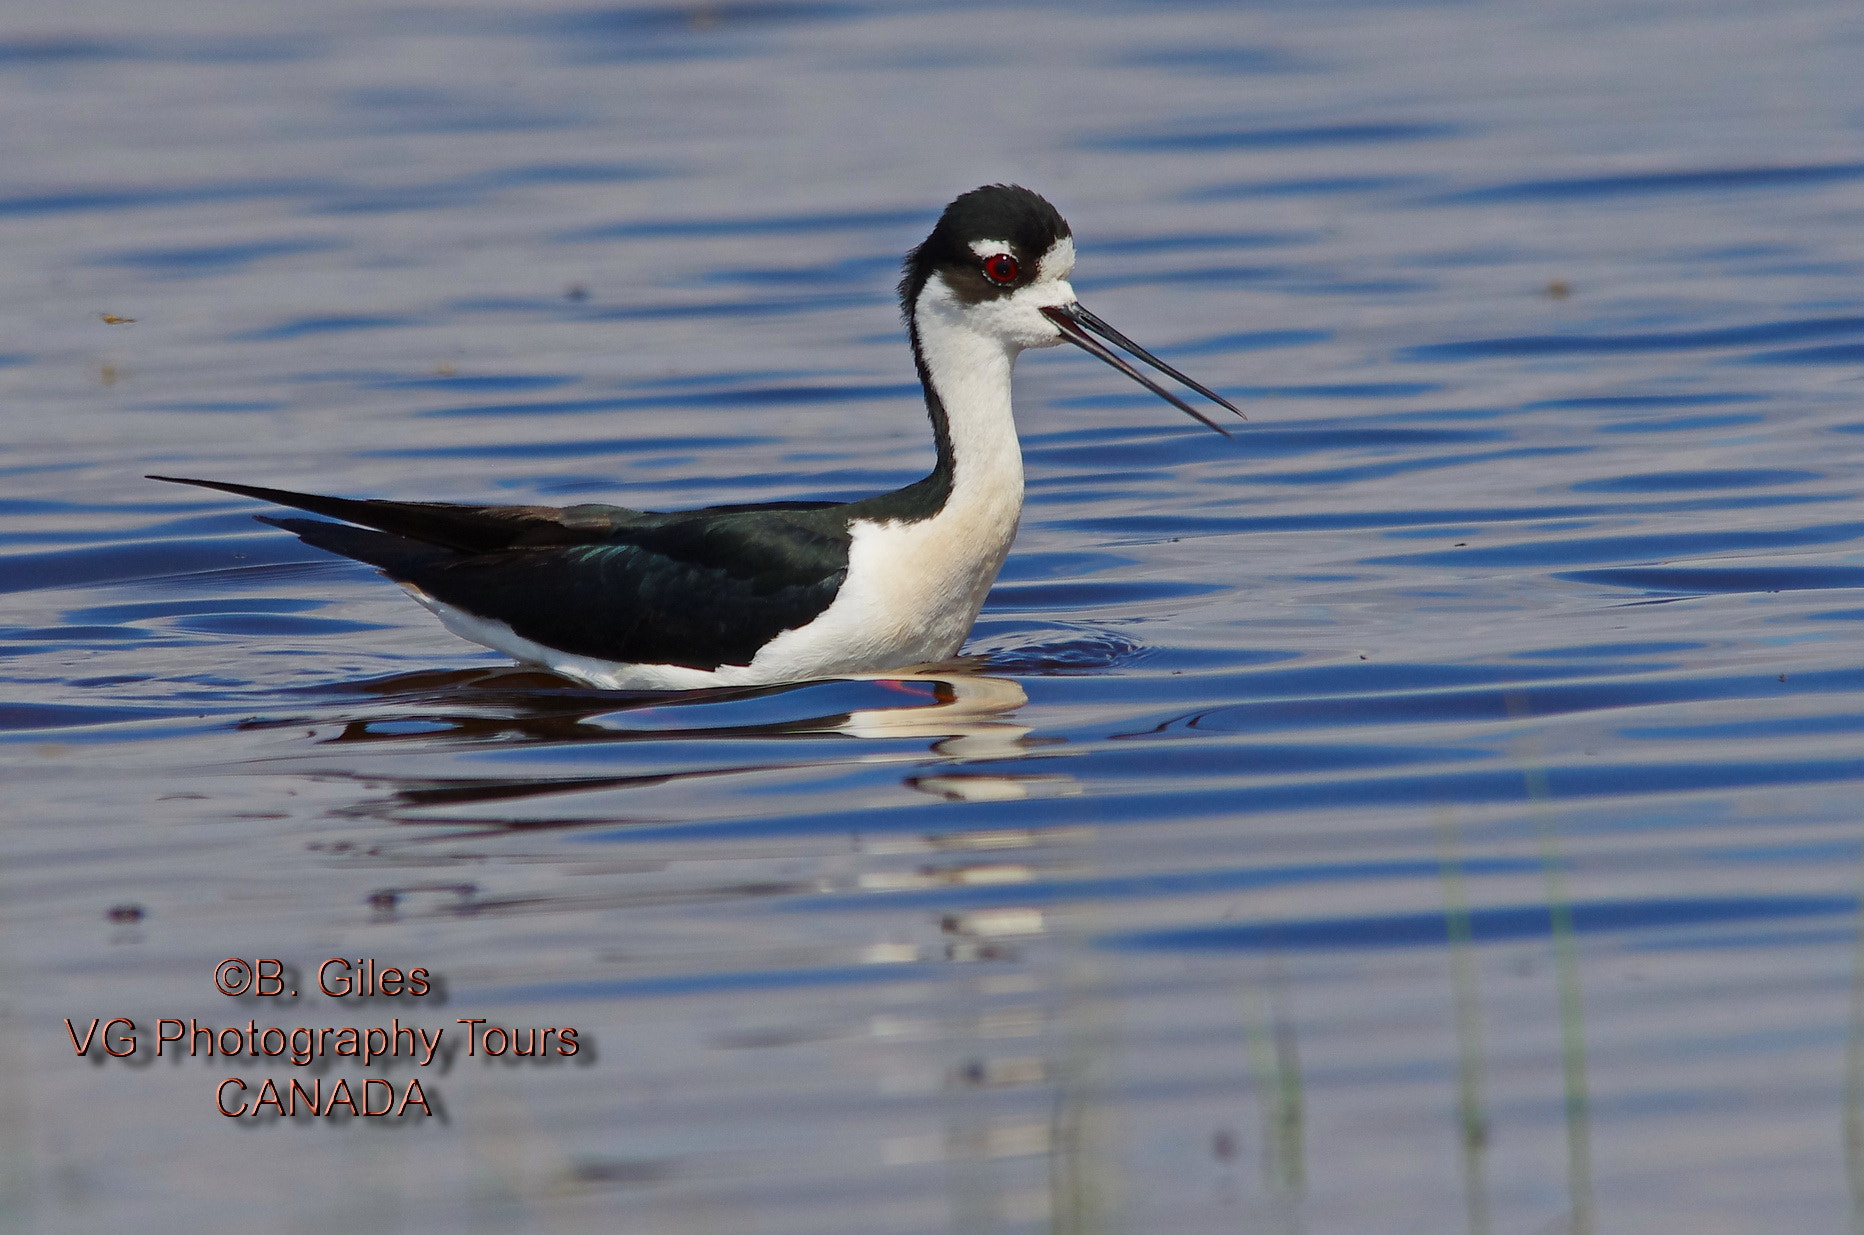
[{"left": 152, "top": 185, "right": 1242, "bottom": 690}]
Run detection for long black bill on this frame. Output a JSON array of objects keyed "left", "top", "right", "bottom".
[{"left": 1040, "top": 302, "right": 1245, "bottom": 437}]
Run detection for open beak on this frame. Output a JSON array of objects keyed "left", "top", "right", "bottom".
[{"left": 1040, "top": 302, "right": 1245, "bottom": 437}]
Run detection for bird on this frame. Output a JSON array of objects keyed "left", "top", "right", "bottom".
[{"left": 151, "top": 185, "right": 1243, "bottom": 691}]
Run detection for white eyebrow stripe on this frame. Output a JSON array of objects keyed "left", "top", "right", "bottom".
[
  {"left": 1037, "top": 235, "right": 1075, "bottom": 281},
  {"left": 969, "top": 238, "right": 1014, "bottom": 259}
]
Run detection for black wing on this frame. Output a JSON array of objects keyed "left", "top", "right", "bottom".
[{"left": 153, "top": 475, "right": 852, "bottom": 670}]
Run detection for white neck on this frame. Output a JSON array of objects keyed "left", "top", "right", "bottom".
[{"left": 911, "top": 281, "right": 1026, "bottom": 521}]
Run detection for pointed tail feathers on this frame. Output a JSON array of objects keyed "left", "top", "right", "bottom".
[
  {"left": 149, "top": 474, "right": 421, "bottom": 532},
  {"left": 146, "top": 474, "right": 618, "bottom": 554},
  {"left": 255, "top": 515, "right": 458, "bottom": 575}
]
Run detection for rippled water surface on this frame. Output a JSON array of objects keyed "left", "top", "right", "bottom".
[{"left": 6, "top": 1, "right": 1864, "bottom": 1231}]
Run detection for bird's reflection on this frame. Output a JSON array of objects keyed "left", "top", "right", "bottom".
[
  {"left": 257, "top": 662, "right": 1042, "bottom": 825},
  {"left": 261, "top": 662, "right": 1030, "bottom": 747}
]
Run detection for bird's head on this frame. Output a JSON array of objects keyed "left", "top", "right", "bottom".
[
  {"left": 900, "top": 184, "right": 1244, "bottom": 434},
  {"left": 900, "top": 183, "right": 1079, "bottom": 352}
]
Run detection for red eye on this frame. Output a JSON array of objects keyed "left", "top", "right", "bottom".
[{"left": 983, "top": 253, "right": 1019, "bottom": 284}]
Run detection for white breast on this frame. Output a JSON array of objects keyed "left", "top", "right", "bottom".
[{"left": 746, "top": 488, "right": 1023, "bottom": 682}]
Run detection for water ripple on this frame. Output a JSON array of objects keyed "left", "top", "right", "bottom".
[
  {"left": 1090, "top": 121, "right": 1457, "bottom": 152},
  {"left": 1111, "top": 895, "right": 1859, "bottom": 953},
  {"left": 1406, "top": 314, "right": 1864, "bottom": 360},
  {"left": 1431, "top": 162, "right": 1864, "bottom": 204}
]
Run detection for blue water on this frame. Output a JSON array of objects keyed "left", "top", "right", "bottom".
[{"left": 5, "top": 1, "right": 1864, "bottom": 1231}]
